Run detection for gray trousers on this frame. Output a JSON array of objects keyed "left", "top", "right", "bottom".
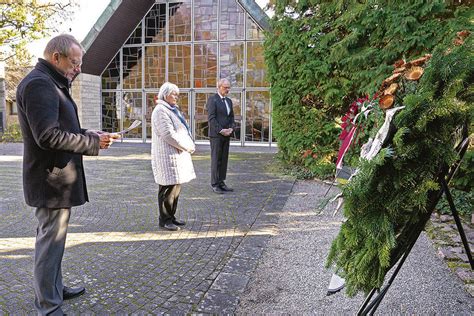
[{"left": 34, "top": 207, "right": 71, "bottom": 316}]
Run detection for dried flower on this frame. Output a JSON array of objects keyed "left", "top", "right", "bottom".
[
  {"left": 393, "top": 67, "right": 406, "bottom": 74},
  {"left": 405, "top": 66, "right": 424, "bottom": 81},
  {"left": 393, "top": 59, "right": 405, "bottom": 68},
  {"left": 383, "top": 83, "right": 398, "bottom": 96},
  {"left": 408, "top": 56, "right": 430, "bottom": 67},
  {"left": 457, "top": 30, "right": 470, "bottom": 39},
  {"left": 379, "top": 95, "right": 394, "bottom": 109}
]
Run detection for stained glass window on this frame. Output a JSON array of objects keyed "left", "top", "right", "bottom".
[
  {"left": 194, "top": 92, "right": 213, "bottom": 140},
  {"left": 246, "top": 91, "right": 270, "bottom": 142},
  {"left": 168, "top": 44, "right": 191, "bottom": 88},
  {"left": 125, "top": 21, "right": 142, "bottom": 45},
  {"left": 246, "top": 41, "right": 268, "bottom": 87},
  {"left": 194, "top": 0, "right": 218, "bottom": 40},
  {"left": 122, "top": 92, "right": 143, "bottom": 139},
  {"left": 145, "top": 3, "right": 166, "bottom": 43},
  {"left": 145, "top": 46, "right": 166, "bottom": 88},
  {"left": 246, "top": 16, "right": 264, "bottom": 40},
  {"left": 194, "top": 43, "right": 217, "bottom": 88},
  {"left": 219, "top": 0, "right": 245, "bottom": 40},
  {"left": 100, "top": 0, "right": 272, "bottom": 144},
  {"left": 169, "top": 2, "right": 192, "bottom": 42},
  {"left": 122, "top": 47, "right": 143, "bottom": 89},
  {"left": 102, "top": 52, "right": 120, "bottom": 89},
  {"left": 102, "top": 91, "right": 121, "bottom": 133},
  {"left": 220, "top": 42, "right": 244, "bottom": 87}
]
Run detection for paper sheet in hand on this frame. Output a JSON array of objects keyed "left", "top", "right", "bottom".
[{"left": 116, "top": 120, "right": 142, "bottom": 135}]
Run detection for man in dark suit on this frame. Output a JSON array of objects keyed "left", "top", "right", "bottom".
[
  {"left": 16, "top": 34, "right": 118, "bottom": 315},
  {"left": 207, "top": 78, "right": 235, "bottom": 194}
]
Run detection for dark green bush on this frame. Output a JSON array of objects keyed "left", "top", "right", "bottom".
[
  {"left": 436, "top": 188, "right": 473, "bottom": 217},
  {"left": 451, "top": 148, "right": 474, "bottom": 192}
]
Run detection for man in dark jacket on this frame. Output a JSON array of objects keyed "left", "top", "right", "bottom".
[
  {"left": 207, "top": 78, "right": 235, "bottom": 194},
  {"left": 16, "top": 34, "right": 118, "bottom": 315}
]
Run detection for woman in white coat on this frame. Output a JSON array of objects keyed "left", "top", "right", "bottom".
[{"left": 151, "top": 82, "right": 196, "bottom": 231}]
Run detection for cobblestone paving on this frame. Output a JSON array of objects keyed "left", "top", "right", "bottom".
[{"left": 0, "top": 143, "right": 293, "bottom": 314}]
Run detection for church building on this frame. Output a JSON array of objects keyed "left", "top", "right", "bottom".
[{"left": 73, "top": 0, "right": 273, "bottom": 146}]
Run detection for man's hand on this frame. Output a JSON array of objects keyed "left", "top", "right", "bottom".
[
  {"left": 219, "top": 128, "right": 233, "bottom": 137},
  {"left": 99, "top": 133, "right": 120, "bottom": 149}
]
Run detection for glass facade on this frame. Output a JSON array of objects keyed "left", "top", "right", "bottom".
[{"left": 101, "top": 0, "right": 273, "bottom": 145}]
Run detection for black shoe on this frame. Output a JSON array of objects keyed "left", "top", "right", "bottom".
[
  {"left": 163, "top": 222, "right": 180, "bottom": 231},
  {"left": 220, "top": 184, "right": 234, "bottom": 192},
  {"left": 63, "top": 286, "right": 85, "bottom": 300},
  {"left": 172, "top": 219, "right": 186, "bottom": 226},
  {"left": 212, "top": 186, "right": 224, "bottom": 194}
]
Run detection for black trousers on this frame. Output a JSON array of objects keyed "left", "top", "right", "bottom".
[
  {"left": 210, "top": 136, "right": 230, "bottom": 187},
  {"left": 158, "top": 184, "right": 181, "bottom": 223}
]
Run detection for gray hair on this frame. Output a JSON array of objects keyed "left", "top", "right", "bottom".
[
  {"left": 43, "top": 34, "right": 84, "bottom": 58},
  {"left": 158, "top": 82, "right": 180, "bottom": 101},
  {"left": 217, "top": 78, "right": 230, "bottom": 88}
]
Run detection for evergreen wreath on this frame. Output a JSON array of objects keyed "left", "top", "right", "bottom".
[{"left": 326, "top": 31, "right": 473, "bottom": 297}]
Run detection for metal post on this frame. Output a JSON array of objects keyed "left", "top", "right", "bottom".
[{"left": 440, "top": 178, "right": 474, "bottom": 270}]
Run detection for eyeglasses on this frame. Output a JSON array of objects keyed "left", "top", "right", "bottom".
[{"left": 60, "top": 53, "right": 82, "bottom": 68}]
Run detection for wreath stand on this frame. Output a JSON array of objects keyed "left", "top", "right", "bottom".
[{"left": 357, "top": 135, "right": 473, "bottom": 316}]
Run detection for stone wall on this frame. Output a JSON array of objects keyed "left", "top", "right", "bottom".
[
  {"left": 0, "top": 62, "right": 6, "bottom": 132},
  {"left": 72, "top": 73, "right": 101, "bottom": 130}
]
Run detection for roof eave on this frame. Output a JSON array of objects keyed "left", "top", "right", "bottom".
[
  {"left": 81, "top": 0, "right": 123, "bottom": 52},
  {"left": 237, "top": 0, "right": 271, "bottom": 31}
]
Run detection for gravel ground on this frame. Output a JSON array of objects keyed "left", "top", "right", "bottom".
[{"left": 237, "top": 180, "right": 474, "bottom": 315}]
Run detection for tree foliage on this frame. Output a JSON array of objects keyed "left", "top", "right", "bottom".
[
  {"left": 0, "top": 0, "right": 75, "bottom": 63},
  {"left": 265, "top": 0, "right": 473, "bottom": 177}
]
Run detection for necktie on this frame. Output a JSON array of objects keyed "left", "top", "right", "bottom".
[{"left": 222, "top": 98, "right": 230, "bottom": 115}]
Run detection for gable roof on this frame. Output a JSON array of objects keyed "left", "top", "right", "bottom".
[
  {"left": 81, "top": 0, "right": 155, "bottom": 76},
  {"left": 81, "top": 0, "right": 270, "bottom": 76}
]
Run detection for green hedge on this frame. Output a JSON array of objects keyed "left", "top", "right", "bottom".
[{"left": 265, "top": 0, "right": 473, "bottom": 178}]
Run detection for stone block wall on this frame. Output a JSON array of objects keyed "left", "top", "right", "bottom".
[
  {"left": 72, "top": 73, "right": 101, "bottom": 130},
  {"left": 0, "top": 79, "right": 6, "bottom": 133}
]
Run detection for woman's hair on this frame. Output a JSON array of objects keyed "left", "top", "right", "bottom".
[
  {"left": 44, "top": 34, "right": 84, "bottom": 58},
  {"left": 158, "top": 82, "right": 179, "bottom": 101}
]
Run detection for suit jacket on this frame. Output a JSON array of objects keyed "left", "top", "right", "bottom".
[
  {"left": 16, "top": 58, "right": 100, "bottom": 208},
  {"left": 207, "top": 93, "right": 235, "bottom": 138}
]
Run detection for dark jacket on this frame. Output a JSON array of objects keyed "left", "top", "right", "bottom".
[
  {"left": 16, "top": 59, "right": 100, "bottom": 208},
  {"left": 207, "top": 94, "right": 235, "bottom": 138}
]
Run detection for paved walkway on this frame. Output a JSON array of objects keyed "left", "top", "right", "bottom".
[
  {"left": 1, "top": 142, "right": 472, "bottom": 314},
  {"left": 237, "top": 181, "right": 474, "bottom": 314},
  {"left": 0, "top": 143, "right": 291, "bottom": 314}
]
